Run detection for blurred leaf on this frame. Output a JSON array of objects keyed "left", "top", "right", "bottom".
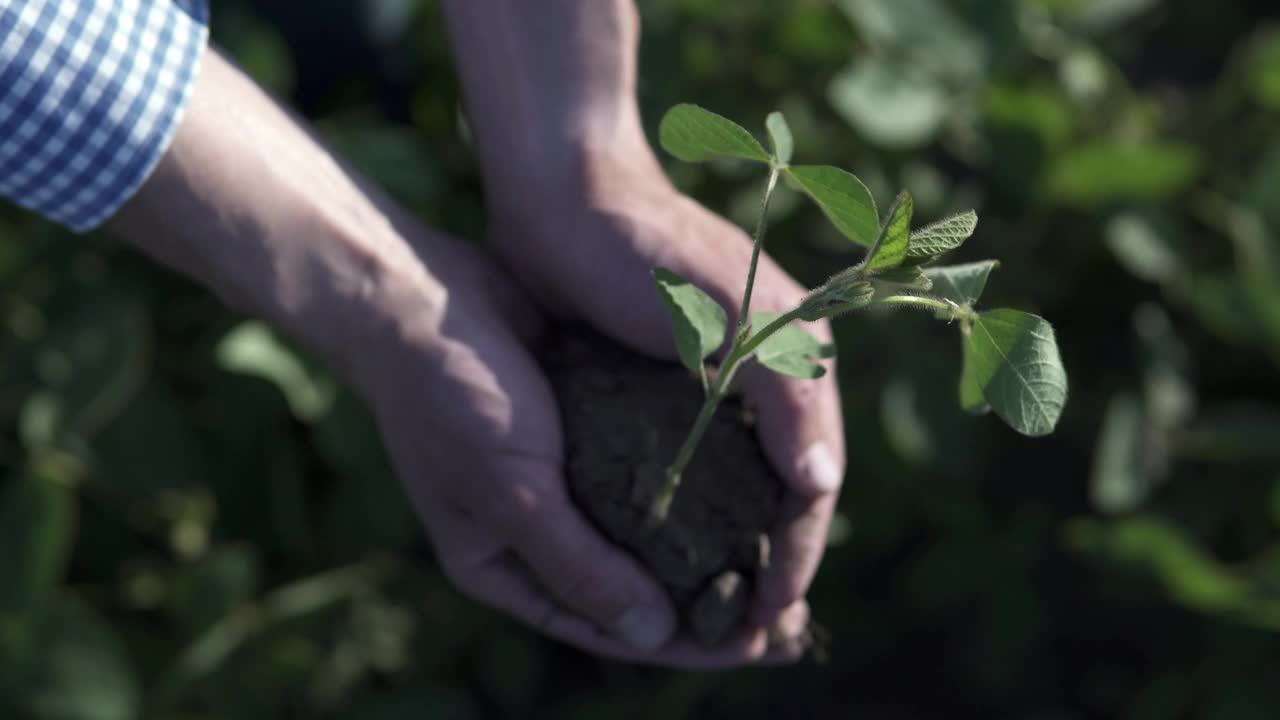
[
  {"left": 0, "top": 464, "right": 75, "bottom": 666},
  {"left": 1188, "top": 274, "right": 1268, "bottom": 346},
  {"left": 837, "top": 0, "right": 985, "bottom": 82},
  {"left": 22, "top": 292, "right": 149, "bottom": 446},
  {"left": 765, "top": 111, "right": 793, "bottom": 165},
  {"left": 1059, "top": 0, "right": 1163, "bottom": 35},
  {"left": 1091, "top": 393, "right": 1149, "bottom": 513},
  {"left": 92, "top": 383, "right": 200, "bottom": 499},
  {"left": 983, "top": 84, "right": 1075, "bottom": 150},
  {"left": 829, "top": 59, "right": 949, "bottom": 149},
  {"left": 751, "top": 311, "right": 834, "bottom": 379},
  {"left": 881, "top": 378, "right": 934, "bottom": 464},
  {"left": 1046, "top": 141, "right": 1200, "bottom": 206},
  {"left": 321, "top": 121, "right": 442, "bottom": 215},
  {"left": 1066, "top": 516, "right": 1252, "bottom": 616},
  {"left": 963, "top": 310, "right": 1068, "bottom": 436},
  {"left": 866, "top": 191, "right": 914, "bottom": 271},
  {"left": 658, "top": 104, "right": 771, "bottom": 164},
  {"left": 925, "top": 260, "right": 1000, "bottom": 307},
  {"left": 216, "top": 322, "right": 335, "bottom": 422},
  {"left": 1179, "top": 405, "right": 1280, "bottom": 463},
  {"left": 1105, "top": 212, "right": 1183, "bottom": 284},
  {"left": 784, "top": 165, "right": 880, "bottom": 247},
  {"left": 652, "top": 268, "right": 728, "bottom": 377},
  {"left": 169, "top": 545, "right": 261, "bottom": 637},
  {"left": 1134, "top": 303, "right": 1195, "bottom": 436},
  {"left": 1246, "top": 141, "right": 1280, "bottom": 226},
  {"left": 1228, "top": 212, "right": 1280, "bottom": 353},
  {"left": 1, "top": 599, "right": 140, "bottom": 720},
  {"left": 213, "top": 5, "right": 296, "bottom": 96}
]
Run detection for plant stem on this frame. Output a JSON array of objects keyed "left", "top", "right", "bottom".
[
  {"left": 650, "top": 308, "right": 802, "bottom": 524},
  {"left": 874, "top": 294, "right": 976, "bottom": 321},
  {"left": 737, "top": 167, "right": 780, "bottom": 332}
]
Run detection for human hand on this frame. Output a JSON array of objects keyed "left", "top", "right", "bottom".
[
  {"left": 487, "top": 141, "right": 847, "bottom": 633},
  {"left": 110, "top": 48, "right": 805, "bottom": 667},
  {"left": 351, "top": 219, "right": 811, "bottom": 667}
]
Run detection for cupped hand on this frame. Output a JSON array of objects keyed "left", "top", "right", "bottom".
[
  {"left": 487, "top": 143, "right": 848, "bottom": 632},
  {"left": 353, "top": 216, "right": 809, "bottom": 667}
]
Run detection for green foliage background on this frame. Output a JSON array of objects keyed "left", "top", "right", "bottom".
[{"left": 3, "top": 0, "right": 1280, "bottom": 717}]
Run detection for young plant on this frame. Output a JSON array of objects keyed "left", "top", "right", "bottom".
[{"left": 649, "top": 104, "right": 1069, "bottom": 523}]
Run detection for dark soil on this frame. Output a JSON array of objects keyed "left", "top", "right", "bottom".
[{"left": 539, "top": 327, "right": 783, "bottom": 646}]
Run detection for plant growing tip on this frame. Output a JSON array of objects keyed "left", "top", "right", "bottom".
[{"left": 650, "top": 104, "right": 1069, "bottom": 522}]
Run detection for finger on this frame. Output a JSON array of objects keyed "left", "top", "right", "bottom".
[
  {"left": 459, "top": 457, "right": 678, "bottom": 652},
  {"left": 453, "top": 552, "right": 802, "bottom": 669},
  {"left": 750, "top": 489, "right": 838, "bottom": 626}
]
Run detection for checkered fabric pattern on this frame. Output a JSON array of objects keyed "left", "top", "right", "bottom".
[{"left": 0, "top": 0, "right": 209, "bottom": 232}]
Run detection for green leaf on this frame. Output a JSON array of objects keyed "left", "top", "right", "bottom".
[
  {"left": 874, "top": 265, "right": 933, "bottom": 290},
  {"left": 1046, "top": 141, "right": 1200, "bottom": 207},
  {"left": 658, "top": 104, "right": 771, "bottom": 164},
  {"left": 1091, "top": 394, "right": 1149, "bottom": 513},
  {"left": 924, "top": 260, "right": 1000, "bottom": 307},
  {"left": 0, "top": 464, "right": 75, "bottom": 666},
  {"left": 784, "top": 165, "right": 879, "bottom": 247},
  {"left": 217, "top": 322, "right": 336, "bottom": 422},
  {"left": 751, "top": 311, "right": 835, "bottom": 379},
  {"left": 963, "top": 309, "right": 1068, "bottom": 436},
  {"left": 865, "top": 191, "right": 914, "bottom": 271},
  {"left": 829, "top": 58, "right": 949, "bottom": 149},
  {"left": 2, "top": 599, "right": 140, "bottom": 720},
  {"left": 765, "top": 111, "right": 793, "bottom": 165},
  {"left": 907, "top": 210, "right": 978, "bottom": 259},
  {"left": 652, "top": 268, "right": 728, "bottom": 376},
  {"left": 168, "top": 545, "right": 261, "bottom": 637},
  {"left": 19, "top": 291, "right": 149, "bottom": 447},
  {"left": 1104, "top": 212, "right": 1182, "bottom": 284}
]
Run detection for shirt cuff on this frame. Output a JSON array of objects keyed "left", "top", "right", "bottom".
[{"left": 0, "top": 0, "right": 210, "bottom": 233}]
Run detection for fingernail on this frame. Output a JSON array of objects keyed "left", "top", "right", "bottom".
[
  {"left": 802, "top": 442, "right": 842, "bottom": 492},
  {"left": 618, "top": 606, "right": 672, "bottom": 651}
]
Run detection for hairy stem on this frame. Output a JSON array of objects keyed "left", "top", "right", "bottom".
[
  {"left": 651, "top": 307, "right": 803, "bottom": 524},
  {"left": 874, "top": 294, "right": 976, "bottom": 321},
  {"left": 737, "top": 167, "right": 780, "bottom": 332}
]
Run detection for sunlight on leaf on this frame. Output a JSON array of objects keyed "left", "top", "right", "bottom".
[
  {"left": 766, "top": 111, "right": 794, "bottom": 165},
  {"left": 865, "top": 191, "right": 914, "bottom": 271},
  {"left": 659, "top": 104, "right": 771, "bottom": 164},
  {"left": 784, "top": 165, "right": 879, "bottom": 247},
  {"left": 216, "top": 323, "right": 335, "bottom": 422}
]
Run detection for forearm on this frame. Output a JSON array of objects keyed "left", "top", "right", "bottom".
[
  {"left": 440, "top": 0, "right": 652, "bottom": 208},
  {"left": 108, "top": 49, "right": 445, "bottom": 384}
]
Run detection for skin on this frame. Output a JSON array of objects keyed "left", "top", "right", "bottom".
[{"left": 107, "top": 0, "right": 845, "bottom": 668}]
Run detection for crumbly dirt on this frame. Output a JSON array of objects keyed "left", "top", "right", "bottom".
[{"left": 539, "top": 327, "right": 783, "bottom": 646}]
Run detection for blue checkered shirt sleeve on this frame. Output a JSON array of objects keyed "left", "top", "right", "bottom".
[{"left": 0, "top": 0, "right": 209, "bottom": 232}]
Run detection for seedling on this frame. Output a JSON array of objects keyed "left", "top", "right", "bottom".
[{"left": 649, "top": 104, "right": 1068, "bottom": 522}]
